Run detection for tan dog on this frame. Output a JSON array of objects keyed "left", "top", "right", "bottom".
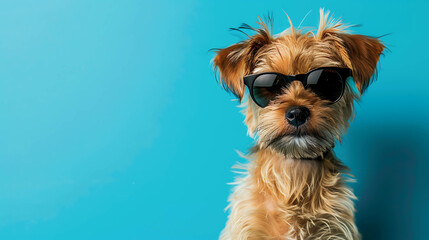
[{"left": 213, "top": 10, "right": 385, "bottom": 240}]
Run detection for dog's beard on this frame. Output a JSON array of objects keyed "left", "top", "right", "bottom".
[{"left": 265, "top": 133, "right": 335, "bottom": 159}]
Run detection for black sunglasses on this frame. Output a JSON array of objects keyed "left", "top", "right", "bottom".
[{"left": 243, "top": 67, "right": 352, "bottom": 108}]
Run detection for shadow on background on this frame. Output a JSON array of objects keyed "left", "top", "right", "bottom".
[{"left": 354, "top": 123, "right": 429, "bottom": 240}]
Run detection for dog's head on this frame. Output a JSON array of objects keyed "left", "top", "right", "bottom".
[{"left": 213, "top": 11, "right": 385, "bottom": 159}]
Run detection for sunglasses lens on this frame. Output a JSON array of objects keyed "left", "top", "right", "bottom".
[
  {"left": 306, "top": 69, "right": 343, "bottom": 102},
  {"left": 252, "top": 74, "right": 284, "bottom": 107}
]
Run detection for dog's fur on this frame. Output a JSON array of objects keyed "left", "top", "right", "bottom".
[{"left": 213, "top": 10, "right": 385, "bottom": 240}]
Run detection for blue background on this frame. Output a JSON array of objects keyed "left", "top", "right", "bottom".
[{"left": 0, "top": 0, "right": 428, "bottom": 239}]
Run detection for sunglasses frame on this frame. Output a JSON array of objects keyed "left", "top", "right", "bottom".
[{"left": 243, "top": 67, "right": 353, "bottom": 108}]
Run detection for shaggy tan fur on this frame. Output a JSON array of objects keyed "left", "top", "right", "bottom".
[{"left": 213, "top": 10, "right": 385, "bottom": 240}]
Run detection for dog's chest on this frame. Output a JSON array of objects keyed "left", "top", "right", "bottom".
[{"left": 261, "top": 196, "right": 294, "bottom": 239}]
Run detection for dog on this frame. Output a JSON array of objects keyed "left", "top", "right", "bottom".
[{"left": 212, "top": 10, "right": 385, "bottom": 240}]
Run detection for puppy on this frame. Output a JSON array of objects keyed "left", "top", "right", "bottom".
[{"left": 213, "top": 10, "right": 385, "bottom": 240}]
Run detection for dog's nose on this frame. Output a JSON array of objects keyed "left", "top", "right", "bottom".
[{"left": 285, "top": 106, "right": 310, "bottom": 127}]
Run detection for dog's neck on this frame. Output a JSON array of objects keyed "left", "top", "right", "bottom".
[{"left": 249, "top": 147, "right": 348, "bottom": 208}]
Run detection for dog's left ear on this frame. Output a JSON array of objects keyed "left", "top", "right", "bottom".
[{"left": 337, "top": 34, "right": 385, "bottom": 94}]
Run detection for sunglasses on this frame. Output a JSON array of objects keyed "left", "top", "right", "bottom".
[{"left": 243, "top": 67, "right": 352, "bottom": 108}]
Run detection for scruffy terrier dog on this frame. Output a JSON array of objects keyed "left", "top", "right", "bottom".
[{"left": 213, "top": 10, "right": 385, "bottom": 240}]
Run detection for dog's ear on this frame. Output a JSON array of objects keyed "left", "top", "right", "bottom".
[
  {"left": 213, "top": 43, "right": 248, "bottom": 100},
  {"left": 337, "top": 34, "right": 385, "bottom": 94},
  {"left": 213, "top": 26, "right": 272, "bottom": 101}
]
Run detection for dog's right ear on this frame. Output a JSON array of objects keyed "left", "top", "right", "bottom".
[
  {"left": 213, "top": 43, "right": 249, "bottom": 100},
  {"left": 213, "top": 23, "right": 272, "bottom": 101}
]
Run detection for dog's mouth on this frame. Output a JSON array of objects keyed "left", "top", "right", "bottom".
[{"left": 266, "top": 133, "right": 335, "bottom": 159}]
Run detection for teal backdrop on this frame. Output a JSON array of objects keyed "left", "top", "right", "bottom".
[{"left": 0, "top": 0, "right": 428, "bottom": 239}]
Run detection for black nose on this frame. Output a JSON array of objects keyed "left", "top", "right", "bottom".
[{"left": 286, "top": 106, "right": 310, "bottom": 127}]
